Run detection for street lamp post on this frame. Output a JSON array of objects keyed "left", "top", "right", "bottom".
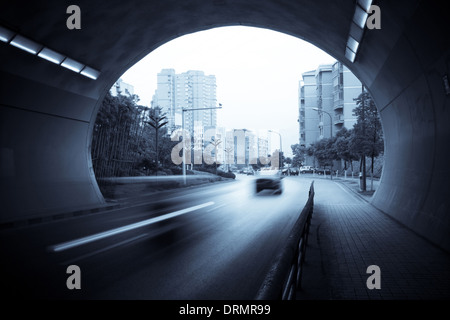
[
  {"left": 312, "top": 107, "right": 333, "bottom": 138},
  {"left": 242, "top": 128, "right": 250, "bottom": 172},
  {"left": 182, "top": 105, "right": 222, "bottom": 184},
  {"left": 312, "top": 108, "right": 333, "bottom": 179},
  {"left": 268, "top": 130, "right": 282, "bottom": 169}
]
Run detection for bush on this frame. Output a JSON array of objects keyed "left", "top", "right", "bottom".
[
  {"left": 195, "top": 166, "right": 216, "bottom": 174},
  {"left": 168, "top": 166, "right": 183, "bottom": 175},
  {"left": 217, "top": 171, "right": 236, "bottom": 179}
]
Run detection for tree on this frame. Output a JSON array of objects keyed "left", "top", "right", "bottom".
[
  {"left": 306, "top": 144, "right": 316, "bottom": 168},
  {"left": 314, "top": 137, "right": 338, "bottom": 179},
  {"left": 208, "top": 137, "right": 222, "bottom": 174},
  {"left": 352, "top": 90, "right": 384, "bottom": 190},
  {"left": 92, "top": 92, "right": 149, "bottom": 178},
  {"left": 291, "top": 143, "right": 306, "bottom": 167},
  {"left": 146, "top": 106, "right": 168, "bottom": 176},
  {"left": 334, "top": 127, "right": 359, "bottom": 172},
  {"left": 224, "top": 146, "right": 234, "bottom": 171},
  {"left": 303, "top": 137, "right": 337, "bottom": 178},
  {"left": 279, "top": 151, "right": 285, "bottom": 169}
]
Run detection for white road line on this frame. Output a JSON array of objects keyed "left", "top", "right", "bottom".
[
  {"left": 60, "top": 233, "right": 149, "bottom": 265},
  {"left": 206, "top": 203, "right": 227, "bottom": 212},
  {"left": 49, "top": 201, "right": 215, "bottom": 252}
]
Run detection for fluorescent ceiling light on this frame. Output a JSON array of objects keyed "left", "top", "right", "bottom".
[
  {"left": 61, "top": 57, "right": 84, "bottom": 73},
  {"left": 357, "top": 0, "right": 373, "bottom": 12},
  {"left": 10, "top": 35, "right": 41, "bottom": 54},
  {"left": 1, "top": 25, "right": 99, "bottom": 80},
  {"left": 345, "top": 1, "right": 371, "bottom": 64},
  {"left": 353, "top": 6, "right": 369, "bottom": 29},
  {"left": 80, "top": 66, "right": 101, "bottom": 80},
  {"left": 38, "top": 47, "right": 65, "bottom": 64},
  {"left": 349, "top": 22, "right": 364, "bottom": 42},
  {"left": 347, "top": 36, "right": 359, "bottom": 53},
  {"left": 0, "top": 26, "right": 15, "bottom": 43},
  {"left": 345, "top": 47, "right": 356, "bottom": 63}
]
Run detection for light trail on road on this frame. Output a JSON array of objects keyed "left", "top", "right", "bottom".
[{"left": 49, "top": 201, "right": 215, "bottom": 252}]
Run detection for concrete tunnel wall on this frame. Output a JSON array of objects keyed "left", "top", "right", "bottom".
[{"left": 0, "top": 0, "right": 449, "bottom": 251}]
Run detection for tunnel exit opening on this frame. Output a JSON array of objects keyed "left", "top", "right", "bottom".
[{"left": 90, "top": 26, "right": 385, "bottom": 201}]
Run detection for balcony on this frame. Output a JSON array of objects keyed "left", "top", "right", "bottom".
[
  {"left": 334, "top": 103, "right": 343, "bottom": 111},
  {"left": 334, "top": 114, "right": 344, "bottom": 124}
]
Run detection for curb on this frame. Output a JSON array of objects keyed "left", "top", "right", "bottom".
[
  {"left": 0, "top": 202, "right": 121, "bottom": 231},
  {"left": 335, "top": 179, "right": 374, "bottom": 203}
]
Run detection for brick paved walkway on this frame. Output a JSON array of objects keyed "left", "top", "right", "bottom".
[{"left": 297, "top": 178, "right": 450, "bottom": 300}]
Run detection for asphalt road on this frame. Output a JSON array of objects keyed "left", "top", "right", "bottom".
[{"left": 0, "top": 175, "right": 313, "bottom": 299}]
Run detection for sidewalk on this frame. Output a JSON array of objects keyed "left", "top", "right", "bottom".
[
  {"left": 297, "top": 178, "right": 450, "bottom": 300},
  {"left": 307, "top": 173, "right": 381, "bottom": 200}
]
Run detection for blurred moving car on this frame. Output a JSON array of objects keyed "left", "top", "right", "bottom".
[
  {"left": 314, "top": 168, "right": 331, "bottom": 175},
  {"left": 299, "top": 166, "right": 314, "bottom": 174},
  {"left": 255, "top": 168, "right": 283, "bottom": 194},
  {"left": 240, "top": 167, "right": 254, "bottom": 175},
  {"left": 281, "top": 167, "right": 299, "bottom": 176}
]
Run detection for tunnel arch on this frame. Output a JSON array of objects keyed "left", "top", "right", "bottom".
[{"left": 0, "top": 0, "right": 449, "bottom": 251}]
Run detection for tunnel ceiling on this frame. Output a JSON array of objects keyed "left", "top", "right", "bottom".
[
  {"left": 1, "top": 0, "right": 449, "bottom": 252},
  {"left": 0, "top": 0, "right": 358, "bottom": 96}
]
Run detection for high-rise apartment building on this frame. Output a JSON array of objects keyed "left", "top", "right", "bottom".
[
  {"left": 110, "top": 78, "right": 134, "bottom": 97},
  {"left": 299, "top": 61, "right": 362, "bottom": 150},
  {"left": 298, "top": 70, "right": 316, "bottom": 147},
  {"left": 316, "top": 64, "right": 334, "bottom": 139},
  {"left": 332, "top": 61, "right": 362, "bottom": 130},
  {"left": 152, "top": 69, "right": 217, "bottom": 135},
  {"left": 218, "top": 129, "right": 271, "bottom": 169}
]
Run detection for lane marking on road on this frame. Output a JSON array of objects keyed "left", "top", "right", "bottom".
[
  {"left": 49, "top": 201, "right": 215, "bottom": 252},
  {"left": 206, "top": 203, "right": 227, "bottom": 212},
  {"left": 60, "top": 233, "right": 149, "bottom": 265}
]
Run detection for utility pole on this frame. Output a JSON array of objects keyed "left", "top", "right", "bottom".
[
  {"left": 269, "top": 130, "right": 282, "bottom": 169},
  {"left": 312, "top": 108, "right": 333, "bottom": 179},
  {"left": 361, "top": 85, "right": 367, "bottom": 191}
]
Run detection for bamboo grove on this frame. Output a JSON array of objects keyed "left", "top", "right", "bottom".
[{"left": 91, "top": 92, "right": 178, "bottom": 180}]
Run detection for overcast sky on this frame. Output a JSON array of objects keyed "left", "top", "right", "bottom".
[{"left": 120, "top": 26, "right": 336, "bottom": 157}]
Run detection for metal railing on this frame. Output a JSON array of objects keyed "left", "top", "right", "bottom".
[{"left": 255, "top": 181, "right": 315, "bottom": 300}]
